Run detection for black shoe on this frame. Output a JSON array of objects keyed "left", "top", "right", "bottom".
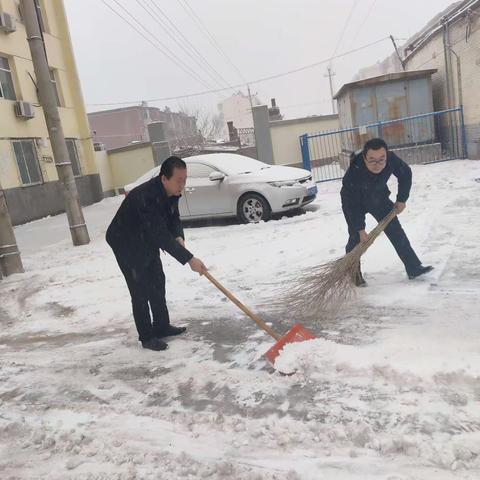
[
  {"left": 355, "top": 275, "right": 367, "bottom": 287},
  {"left": 157, "top": 325, "right": 187, "bottom": 338},
  {"left": 142, "top": 338, "right": 168, "bottom": 351},
  {"left": 408, "top": 265, "right": 434, "bottom": 280}
]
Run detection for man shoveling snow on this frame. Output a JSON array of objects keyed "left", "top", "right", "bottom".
[{"left": 106, "top": 156, "right": 207, "bottom": 352}]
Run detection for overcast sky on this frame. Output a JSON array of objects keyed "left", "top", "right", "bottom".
[{"left": 64, "top": 0, "right": 456, "bottom": 119}]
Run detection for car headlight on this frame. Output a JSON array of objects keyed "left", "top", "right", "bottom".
[{"left": 268, "top": 180, "right": 298, "bottom": 187}]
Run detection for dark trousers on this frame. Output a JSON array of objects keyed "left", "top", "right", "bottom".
[
  {"left": 115, "top": 254, "right": 170, "bottom": 342},
  {"left": 343, "top": 198, "right": 421, "bottom": 275}
]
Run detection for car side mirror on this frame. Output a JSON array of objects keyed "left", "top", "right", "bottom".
[{"left": 209, "top": 171, "right": 225, "bottom": 182}]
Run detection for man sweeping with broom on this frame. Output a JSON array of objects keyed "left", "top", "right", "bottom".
[{"left": 341, "top": 138, "right": 433, "bottom": 286}]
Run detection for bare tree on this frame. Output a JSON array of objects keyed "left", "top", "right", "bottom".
[{"left": 178, "top": 104, "right": 225, "bottom": 141}]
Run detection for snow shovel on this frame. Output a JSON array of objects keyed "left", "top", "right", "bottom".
[{"left": 204, "top": 271, "right": 315, "bottom": 367}]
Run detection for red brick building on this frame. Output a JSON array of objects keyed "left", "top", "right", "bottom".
[{"left": 88, "top": 104, "right": 201, "bottom": 151}]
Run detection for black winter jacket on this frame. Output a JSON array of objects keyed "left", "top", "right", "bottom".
[
  {"left": 340, "top": 151, "right": 412, "bottom": 231},
  {"left": 106, "top": 176, "right": 193, "bottom": 270}
]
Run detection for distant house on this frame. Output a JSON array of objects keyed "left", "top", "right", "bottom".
[
  {"left": 218, "top": 91, "right": 262, "bottom": 138},
  {"left": 88, "top": 103, "right": 202, "bottom": 151}
]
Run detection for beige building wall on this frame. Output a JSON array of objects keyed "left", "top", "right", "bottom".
[
  {"left": 108, "top": 145, "right": 155, "bottom": 191},
  {"left": 270, "top": 115, "right": 340, "bottom": 166},
  {"left": 94, "top": 150, "right": 114, "bottom": 194},
  {"left": 403, "top": 11, "right": 480, "bottom": 158},
  {"left": 402, "top": 36, "right": 448, "bottom": 112},
  {"left": 0, "top": 0, "right": 102, "bottom": 224}
]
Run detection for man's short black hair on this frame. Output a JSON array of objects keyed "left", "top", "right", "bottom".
[
  {"left": 159, "top": 156, "right": 186, "bottom": 179},
  {"left": 363, "top": 138, "right": 388, "bottom": 157}
]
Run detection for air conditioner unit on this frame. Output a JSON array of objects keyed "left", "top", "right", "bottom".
[
  {"left": 0, "top": 12, "right": 16, "bottom": 33},
  {"left": 36, "top": 137, "right": 48, "bottom": 148},
  {"left": 14, "top": 101, "right": 35, "bottom": 119}
]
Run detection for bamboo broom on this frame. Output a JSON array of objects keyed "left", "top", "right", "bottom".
[{"left": 286, "top": 209, "right": 397, "bottom": 316}]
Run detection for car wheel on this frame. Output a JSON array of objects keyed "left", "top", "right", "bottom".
[{"left": 238, "top": 193, "right": 271, "bottom": 223}]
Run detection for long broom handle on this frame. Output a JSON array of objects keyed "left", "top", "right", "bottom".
[
  {"left": 361, "top": 209, "right": 398, "bottom": 250},
  {"left": 349, "top": 209, "right": 398, "bottom": 261},
  {"left": 203, "top": 271, "right": 281, "bottom": 341}
]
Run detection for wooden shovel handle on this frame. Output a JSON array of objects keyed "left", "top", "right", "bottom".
[{"left": 203, "top": 271, "right": 281, "bottom": 341}]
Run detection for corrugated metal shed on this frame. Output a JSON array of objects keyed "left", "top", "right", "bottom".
[{"left": 334, "top": 69, "right": 437, "bottom": 149}]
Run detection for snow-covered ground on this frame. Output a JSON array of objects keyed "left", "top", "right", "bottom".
[{"left": 1, "top": 160, "right": 480, "bottom": 479}]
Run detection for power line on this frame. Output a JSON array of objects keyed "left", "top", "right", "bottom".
[
  {"left": 176, "top": 0, "right": 248, "bottom": 84},
  {"left": 86, "top": 36, "right": 390, "bottom": 107},
  {"left": 136, "top": 0, "right": 234, "bottom": 92},
  {"left": 330, "top": 0, "right": 360, "bottom": 61},
  {"left": 326, "top": 0, "right": 359, "bottom": 113},
  {"left": 100, "top": 0, "right": 217, "bottom": 91},
  {"left": 146, "top": 0, "right": 236, "bottom": 93},
  {"left": 348, "top": 0, "right": 378, "bottom": 48},
  {"left": 110, "top": 0, "right": 219, "bottom": 90}
]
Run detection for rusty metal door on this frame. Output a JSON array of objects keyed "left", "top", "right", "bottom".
[{"left": 375, "top": 82, "right": 408, "bottom": 147}]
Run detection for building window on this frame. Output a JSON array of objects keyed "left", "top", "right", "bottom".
[
  {"left": 0, "top": 56, "right": 16, "bottom": 101},
  {"left": 12, "top": 140, "right": 42, "bottom": 185},
  {"left": 50, "top": 70, "right": 61, "bottom": 107},
  {"left": 66, "top": 139, "right": 81, "bottom": 176}
]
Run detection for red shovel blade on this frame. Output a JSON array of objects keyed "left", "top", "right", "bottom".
[{"left": 264, "top": 323, "right": 315, "bottom": 366}]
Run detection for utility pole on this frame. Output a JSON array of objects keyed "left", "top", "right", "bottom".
[
  {"left": 390, "top": 35, "right": 406, "bottom": 71},
  {"left": 20, "top": 0, "right": 89, "bottom": 246},
  {"left": 0, "top": 179, "right": 24, "bottom": 277},
  {"left": 247, "top": 84, "right": 254, "bottom": 112},
  {"left": 441, "top": 20, "right": 454, "bottom": 109},
  {"left": 325, "top": 65, "right": 336, "bottom": 114},
  {"left": 450, "top": 49, "right": 463, "bottom": 107}
]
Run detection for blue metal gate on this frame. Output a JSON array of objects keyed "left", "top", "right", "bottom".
[{"left": 300, "top": 107, "right": 467, "bottom": 183}]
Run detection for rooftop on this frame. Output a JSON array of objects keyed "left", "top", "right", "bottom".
[{"left": 333, "top": 69, "right": 437, "bottom": 99}]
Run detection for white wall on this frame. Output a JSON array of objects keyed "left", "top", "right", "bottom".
[
  {"left": 270, "top": 116, "right": 340, "bottom": 166},
  {"left": 219, "top": 93, "right": 261, "bottom": 135}
]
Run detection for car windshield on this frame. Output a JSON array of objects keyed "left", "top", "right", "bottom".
[{"left": 186, "top": 154, "right": 271, "bottom": 175}]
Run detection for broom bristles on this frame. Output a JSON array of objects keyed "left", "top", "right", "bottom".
[{"left": 284, "top": 209, "right": 397, "bottom": 316}]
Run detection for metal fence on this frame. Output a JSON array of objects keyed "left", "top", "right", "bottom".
[
  {"left": 237, "top": 127, "right": 256, "bottom": 146},
  {"left": 300, "top": 107, "right": 467, "bottom": 183}
]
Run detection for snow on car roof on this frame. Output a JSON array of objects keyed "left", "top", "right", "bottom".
[{"left": 184, "top": 153, "right": 268, "bottom": 175}]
